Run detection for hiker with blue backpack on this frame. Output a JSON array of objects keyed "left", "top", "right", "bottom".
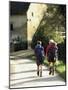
[
  {"left": 35, "top": 41, "right": 45, "bottom": 77},
  {"left": 46, "top": 39, "right": 58, "bottom": 75}
]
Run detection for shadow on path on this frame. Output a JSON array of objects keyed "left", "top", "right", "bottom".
[
  {"left": 11, "top": 76, "right": 37, "bottom": 81},
  {"left": 10, "top": 50, "right": 66, "bottom": 87},
  {"left": 10, "top": 68, "right": 49, "bottom": 74},
  {"left": 10, "top": 75, "right": 64, "bottom": 86}
]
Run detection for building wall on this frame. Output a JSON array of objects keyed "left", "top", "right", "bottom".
[
  {"left": 27, "top": 3, "right": 47, "bottom": 43},
  {"left": 10, "top": 15, "right": 27, "bottom": 42},
  {"left": 10, "top": 15, "right": 27, "bottom": 52}
]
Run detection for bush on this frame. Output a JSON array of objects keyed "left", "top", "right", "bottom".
[
  {"left": 58, "top": 39, "right": 66, "bottom": 64},
  {"left": 31, "top": 28, "right": 49, "bottom": 49},
  {"left": 12, "top": 36, "right": 28, "bottom": 51},
  {"left": 14, "top": 41, "right": 28, "bottom": 51}
]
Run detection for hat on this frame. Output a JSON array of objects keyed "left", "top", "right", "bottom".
[{"left": 49, "top": 39, "right": 55, "bottom": 43}]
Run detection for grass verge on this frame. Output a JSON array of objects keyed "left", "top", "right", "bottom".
[
  {"left": 55, "top": 60, "right": 66, "bottom": 81},
  {"left": 44, "top": 60, "right": 66, "bottom": 80}
]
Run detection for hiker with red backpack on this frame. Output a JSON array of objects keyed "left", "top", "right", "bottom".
[{"left": 46, "top": 39, "right": 58, "bottom": 75}]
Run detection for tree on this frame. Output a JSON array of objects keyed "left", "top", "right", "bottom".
[
  {"left": 39, "top": 4, "right": 66, "bottom": 43},
  {"left": 31, "top": 4, "right": 66, "bottom": 48}
]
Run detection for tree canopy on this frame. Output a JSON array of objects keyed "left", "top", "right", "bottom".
[{"left": 31, "top": 4, "right": 66, "bottom": 48}]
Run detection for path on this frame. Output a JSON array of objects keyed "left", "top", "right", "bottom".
[{"left": 10, "top": 50, "right": 65, "bottom": 88}]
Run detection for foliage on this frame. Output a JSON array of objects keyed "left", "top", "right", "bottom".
[
  {"left": 13, "top": 36, "right": 28, "bottom": 51},
  {"left": 31, "top": 4, "right": 66, "bottom": 49},
  {"left": 31, "top": 27, "right": 49, "bottom": 49},
  {"left": 58, "top": 39, "right": 66, "bottom": 64},
  {"left": 43, "top": 5, "right": 65, "bottom": 42}
]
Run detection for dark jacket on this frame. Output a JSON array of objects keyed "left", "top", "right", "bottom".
[{"left": 35, "top": 44, "right": 44, "bottom": 61}]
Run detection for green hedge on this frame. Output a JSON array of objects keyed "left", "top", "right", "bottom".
[
  {"left": 14, "top": 41, "right": 28, "bottom": 51},
  {"left": 31, "top": 29, "right": 49, "bottom": 49},
  {"left": 58, "top": 39, "right": 66, "bottom": 64},
  {"left": 11, "top": 36, "right": 28, "bottom": 51}
]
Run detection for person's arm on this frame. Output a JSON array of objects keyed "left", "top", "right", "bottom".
[
  {"left": 46, "top": 45, "right": 49, "bottom": 56},
  {"left": 34, "top": 46, "right": 37, "bottom": 56},
  {"left": 42, "top": 47, "right": 45, "bottom": 57}
]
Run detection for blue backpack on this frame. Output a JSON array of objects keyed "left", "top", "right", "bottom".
[{"left": 35, "top": 45, "right": 44, "bottom": 57}]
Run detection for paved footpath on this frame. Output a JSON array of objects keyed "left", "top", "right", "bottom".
[{"left": 10, "top": 50, "right": 65, "bottom": 88}]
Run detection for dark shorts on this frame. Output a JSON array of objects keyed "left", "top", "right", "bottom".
[
  {"left": 47, "top": 56, "right": 56, "bottom": 62},
  {"left": 36, "top": 57, "right": 43, "bottom": 65},
  {"left": 36, "top": 60, "right": 43, "bottom": 65}
]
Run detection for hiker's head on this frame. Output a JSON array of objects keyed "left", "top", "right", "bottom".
[
  {"left": 37, "top": 41, "right": 42, "bottom": 45},
  {"left": 49, "top": 39, "right": 55, "bottom": 44}
]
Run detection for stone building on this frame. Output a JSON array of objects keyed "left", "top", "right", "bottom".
[
  {"left": 27, "top": 3, "right": 47, "bottom": 47},
  {"left": 10, "top": 2, "right": 47, "bottom": 51},
  {"left": 9, "top": 2, "right": 29, "bottom": 52},
  {"left": 10, "top": 15, "right": 27, "bottom": 42}
]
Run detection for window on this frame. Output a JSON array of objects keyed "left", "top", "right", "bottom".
[{"left": 10, "top": 23, "right": 13, "bottom": 31}]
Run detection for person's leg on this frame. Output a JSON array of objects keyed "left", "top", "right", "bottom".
[
  {"left": 37, "top": 65, "right": 39, "bottom": 76},
  {"left": 49, "top": 62, "right": 52, "bottom": 75},
  {"left": 39, "top": 64, "right": 42, "bottom": 77},
  {"left": 52, "top": 62, "right": 55, "bottom": 75}
]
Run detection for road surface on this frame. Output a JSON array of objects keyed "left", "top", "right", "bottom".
[{"left": 10, "top": 50, "right": 65, "bottom": 88}]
